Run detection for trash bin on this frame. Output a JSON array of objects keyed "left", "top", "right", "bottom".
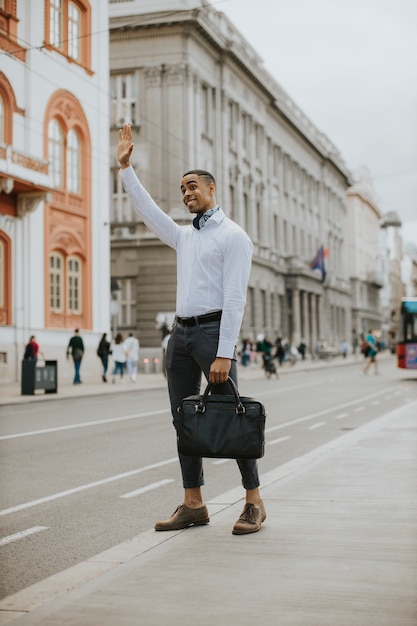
[
  {"left": 36, "top": 360, "right": 58, "bottom": 394},
  {"left": 143, "top": 358, "right": 151, "bottom": 374},
  {"left": 21, "top": 360, "right": 58, "bottom": 395},
  {"left": 21, "top": 360, "right": 36, "bottom": 395}
]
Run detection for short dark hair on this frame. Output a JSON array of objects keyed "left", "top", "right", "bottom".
[{"left": 182, "top": 169, "right": 216, "bottom": 185}]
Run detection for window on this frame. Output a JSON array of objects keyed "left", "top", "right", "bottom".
[
  {"left": 66, "top": 128, "right": 80, "bottom": 193},
  {"left": 243, "top": 193, "right": 249, "bottom": 232},
  {"left": 201, "top": 84, "right": 212, "bottom": 137},
  {"left": 228, "top": 100, "right": 236, "bottom": 147},
  {"left": 242, "top": 112, "right": 249, "bottom": 152},
  {"left": 111, "top": 167, "right": 133, "bottom": 222},
  {"left": 50, "top": 253, "right": 63, "bottom": 312},
  {"left": 50, "top": 0, "right": 62, "bottom": 48},
  {"left": 0, "top": 74, "right": 14, "bottom": 144},
  {"left": 48, "top": 119, "right": 82, "bottom": 193},
  {"left": 68, "top": 2, "right": 81, "bottom": 61},
  {"left": 111, "top": 74, "right": 136, "bottom": 126},
  {"left": 254, "top": 124, "right": 262, "bottom": 160},
  {"left": 116, "top": 278, "right": 135, "bottom": 327},
  {"left": 0, "top": 238, "right": 4, "bottom": 308},
  {"left": 46, "top": 0, "right": 91, "bottom": 68},
  {"left": 0, "top": 95, "right": 4, "bottom": 143},
  {"left": 67, "top": 256, "right": 82, "bottom": 314},
  {"left": 48, "top": 119, "right": 64, "bottom": 188}
]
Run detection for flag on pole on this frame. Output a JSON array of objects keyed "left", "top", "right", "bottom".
[{"left": 310, "top": 246, "right": 326, "bottom": 283}]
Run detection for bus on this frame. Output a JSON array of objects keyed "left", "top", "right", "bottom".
[{"left": 397, "top": 297, "right": 417, "bottom": 369}]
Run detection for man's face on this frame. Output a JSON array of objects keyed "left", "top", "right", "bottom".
[{"left": 180, "top": 174, "right": 216, "bottom": 215}]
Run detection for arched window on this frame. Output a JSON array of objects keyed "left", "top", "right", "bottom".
[
  {"left": 0, "top": 95, "right": 4, "bottom": 144},
  {"left": 67, "top": 256, "right": 82, "bottom": 314},
  {"left": 66, "top": 128, "right": 81, "bottom": 193},
  {"left": 48, "top": 119, "right": 64, "bottom": 188},
  {"left": 0, "top": 238, "right": 5, "bottom": 309},
  {"left": 49, "top": 253, "right": 63, "bottom": 312}
]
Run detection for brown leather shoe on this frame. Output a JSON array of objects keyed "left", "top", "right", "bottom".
[
  {"left": 154, "top": 504, "right": 210, "bottom": 531},
  {"left": 232, "top": 500, "right": 266, "bottom": 535}
]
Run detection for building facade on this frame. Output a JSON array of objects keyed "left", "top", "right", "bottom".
[
  {"left": 380, "top": 211, "right": 405, "bottom": 347},
  {"left": 346, "top": 167, "right": 384, "bottom": 348},
  {"left": 109, "top": 0, "right": 353, "bottom": 352},
  {"left": 0, "top": 0, "right": 110, "bottom": 383}
]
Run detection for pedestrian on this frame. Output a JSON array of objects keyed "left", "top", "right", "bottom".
[
  {"left": 124, "top": 332, "right": 140, "bottom": 382},
  {"left": 240, "top": 338, "right": 251, "bottom": 367},
  {"left": 117, "top": 123, "right": 265, "bottom": 535},
  {"left": 274, "top": 337, "right": 285, "bottom": 366},
  {"left": 97, "top": 333, "right": 111, "bottom": 382},
  {"left": 298, "top": 340, "right": 307, "bottom": 360},
  {"left": 112, "top": 332, "right": 127, "bottom": 383},
  {"left": 66, "top": 329, "right": 84, "bottom": 384},
  {"left": 362, "top": 329, "right": 379, "bottom": 375},
  {"left": 23, "top": 335, "right": 44, "bottom": 365},
  {"left": 340, "top": 338, "right": 349, "bottom": 358}
]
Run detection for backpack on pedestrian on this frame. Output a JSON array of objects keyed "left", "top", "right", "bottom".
[{"left": 23, "top": 343, "right": 34, "bottom": 360}]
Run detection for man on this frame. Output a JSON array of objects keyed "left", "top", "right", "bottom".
[
  {"left": 66, "top": 329, "right": 84, "bottom": 385},
  {"left": 118, "top": 124, "right": 265, "bottom": 535},
  {"left": 124, "top": 332, "right": 140, "bottom": 382},
  {"left": 362, "top": 329, "right": 379, "bottom": 375}
]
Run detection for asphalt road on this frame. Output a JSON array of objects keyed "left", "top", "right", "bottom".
[{"left": 1, "top": 357, "right": 416, "bottom": 599}]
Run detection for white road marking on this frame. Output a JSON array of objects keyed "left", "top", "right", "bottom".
[
  {"left": 120, "top": 479, "right": 175, "bottom": 499},
  {"left": 268, "top": 436, "right": 291, "bottom": 445},
  {"left": 354, "top": 406, "right": 364, "bottom": 412},
  {"left": 308, "top": 422, "right": 326, "bottom": 430},
  {"left": 212, "top": 459, "right": 231, "bottom": 465},
  {"left": 265, "top": 387, "right": 395, "bottom": 434},
  {"left": 371, "top": 400, "right": 380, "bottom": 405},
  {"left": 0, "top": 409, "right": 169, "bottom": 441},
  {"left": 335, "top": 412, "right": 349, "bottom": 419},
  {"left": 0, "top": 526, "right": 49, "bottom": 547},
  {"left": 0, "top": 458, "right": 178, "bottom": 517}
]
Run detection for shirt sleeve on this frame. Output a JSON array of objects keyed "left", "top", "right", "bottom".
[
  {"left": 217, "top": 227, "right": 253, "bottom": 358},
  {"left": 120, "top": 166, "right": 179, "bottom": 250}
]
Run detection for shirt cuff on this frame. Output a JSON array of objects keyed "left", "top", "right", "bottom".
[
  {"left": 216, "top": 338, "right": 236, "bottom": 359},
  {"left": 119, "top": 165, "right": 137, "bottom": 189}
]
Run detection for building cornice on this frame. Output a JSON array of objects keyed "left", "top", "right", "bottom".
[{"left": 110, "top": 6, "right": 352, "bottom": 184}]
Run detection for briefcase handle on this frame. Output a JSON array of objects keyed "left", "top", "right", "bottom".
[{"left": 197, "top": 376, "right": 245, "bottom": 414}]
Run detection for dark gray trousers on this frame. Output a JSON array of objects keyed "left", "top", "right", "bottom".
[{"left": 165, "top": 320, "right": 260, "bottom": 490}]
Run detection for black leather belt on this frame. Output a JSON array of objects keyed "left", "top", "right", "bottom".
[{"left": 175, "top": 310, "right": 222, "bottom": 327}]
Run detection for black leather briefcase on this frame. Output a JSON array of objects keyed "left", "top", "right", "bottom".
[{"left": 177, "top": 377, "right": 266, "bottom": 459}]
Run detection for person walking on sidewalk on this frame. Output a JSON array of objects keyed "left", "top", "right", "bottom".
[
  {"left": 117, "top": 123, "right": 265, "bottom": 535},
  {"left": 124, "top": 332, "right": 140, "bottom": 382},
  {"left": 23, "top": 335, "right": 45, "bottom": 365},
  {"left": 362, "top": 329, "right": 379, "bottom": 375},
  {"left": 66, "top": 329, "right": 84, "bottom": 385},
  {"left": 112, "top": 333, "right": 127, "bottom": 383},
  {"left": 97, "top": 333, "right": 111, "bottom": 382}
]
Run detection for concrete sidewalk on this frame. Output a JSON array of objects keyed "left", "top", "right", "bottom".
[{"left": 1, "top": 397, "right": 416, "bottom": 625}]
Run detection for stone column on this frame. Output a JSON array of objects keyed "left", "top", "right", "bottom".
[
  {"left": 310, "top": 293, "right": 317, "bottom": 350},
  {"left": 292, "top": 288, "right": 301, "bottom": 347}
]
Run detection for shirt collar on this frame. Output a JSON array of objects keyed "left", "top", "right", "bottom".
[{"left": 192, "top": 205, "right": 220, "bottom": 230}]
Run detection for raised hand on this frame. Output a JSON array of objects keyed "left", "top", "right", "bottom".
[{"left": 118, "top": 123, "right": 134, "bottom": 168}]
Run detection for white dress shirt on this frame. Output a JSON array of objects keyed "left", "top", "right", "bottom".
[{"left": 120, "top": 166, "right": 253, "bottom": 358}]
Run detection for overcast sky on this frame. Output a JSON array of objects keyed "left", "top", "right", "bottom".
[{"left": 216, "top": 0, "right": 417, "bottom": 246}]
